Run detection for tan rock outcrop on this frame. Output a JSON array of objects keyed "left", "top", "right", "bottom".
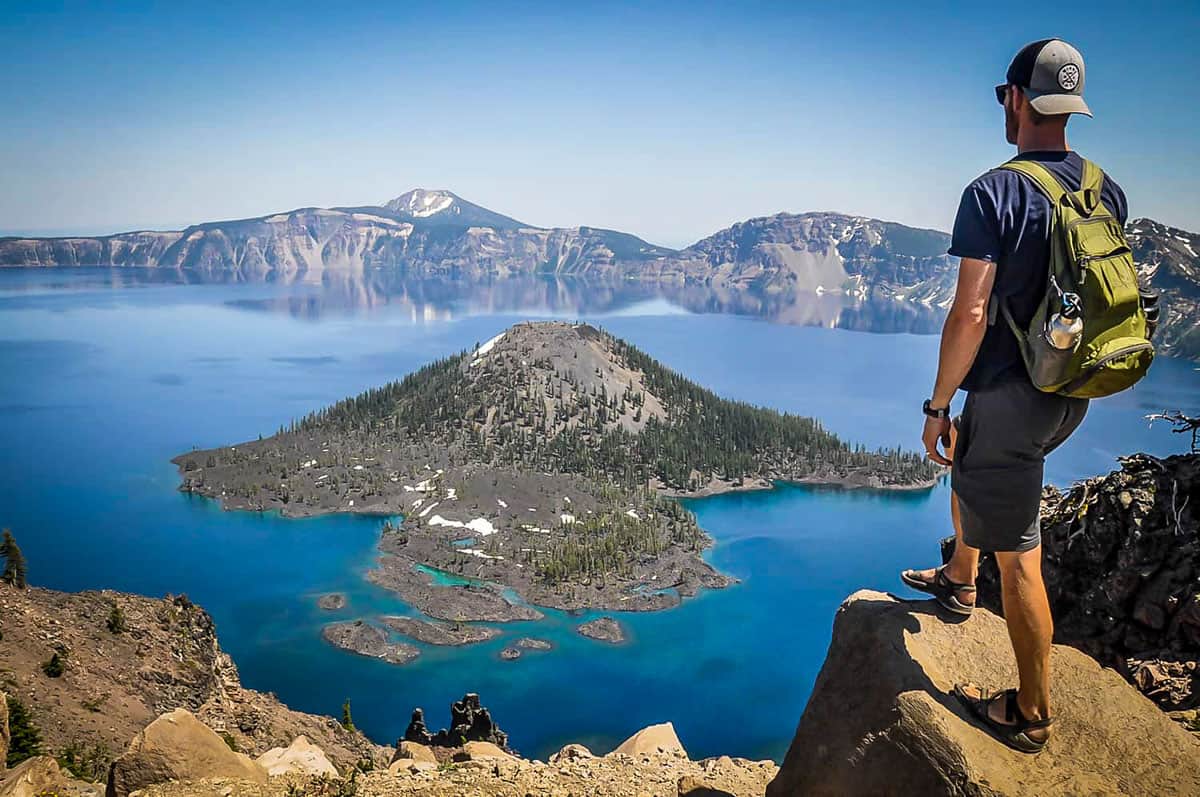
[
  {"left": 389, "top": 740, "right": 437, "bottom": 765},
  {"left": 254, "top": 735, "right": 338, "bottom": 777},
  {"left": 106, "top": 709, "right": 267, "bottom": 797},
  {"left": 549, "top": 742, "right": 593, "bottom": 763},
  {"left": 610, "top": 722, "right": 687, "bottom": 758},
  {"left": 768, "top": 590, "right": 1200, "bottom": 796},
  {"left": 452, "top": 741, "right": 514, "bottom": 761},
  {"left": 0, "top": 756, "right": 68, "bottom": 797}
]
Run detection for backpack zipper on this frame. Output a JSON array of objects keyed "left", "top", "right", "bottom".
[{"left": 1061, "top": 341, "right": 1154, "bottom": 394}]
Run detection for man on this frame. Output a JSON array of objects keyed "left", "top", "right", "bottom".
[{"left": 899, "top": 39, "right": 1127, "bottom": 753}]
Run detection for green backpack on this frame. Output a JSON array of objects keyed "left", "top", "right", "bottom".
[{"left": 994, "top": 157, "right": 1154, "bottom": 399}]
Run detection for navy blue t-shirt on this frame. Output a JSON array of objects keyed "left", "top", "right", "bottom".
[{"left": 950, "top": 150, "right": 1128, "bottom": 392}]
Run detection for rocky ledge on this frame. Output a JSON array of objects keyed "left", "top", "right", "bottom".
[
  {"left": 320, "top": 620, "right": 420, "bottom": 665},
  {"left": 577, "top": 616, "right": 627, "bottom": 643},
  {"left": 379, "top": 616, "right": 500, "bottom": 646},
  {"left": 0, "top": 583, "right": 387, "bottom": 780},
  {"left": 768, "top": 590, "right": 1200, "bottom": 796},
  {"left": 969, "top": 452, "right": 1200, "bottom": 716}
]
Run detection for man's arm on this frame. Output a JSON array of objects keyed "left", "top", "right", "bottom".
[
  {"left": 932, "top": 257, "right": 997, "bottom": 406},
  {"left": 922, "top": 257, "right": 997, "bottom": 464}
]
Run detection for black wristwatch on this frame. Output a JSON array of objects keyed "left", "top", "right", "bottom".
[{"left": 922, "top": 399, "right": 950, "bottom": 419}]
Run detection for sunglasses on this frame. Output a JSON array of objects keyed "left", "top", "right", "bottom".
[{"left": 994, "top": 84, "right": 1008, "bottom": 105}]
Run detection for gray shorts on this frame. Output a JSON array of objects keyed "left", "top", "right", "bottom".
[{"left": 951, "top": 378, "right": 1088, "bottom": 553}]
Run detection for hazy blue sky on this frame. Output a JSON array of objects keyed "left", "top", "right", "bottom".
[{"left": 1, "top": 1, "right": 1196, "bottom": 247}]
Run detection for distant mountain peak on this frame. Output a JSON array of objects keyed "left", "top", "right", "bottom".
[
  {"left": 380, "top": 189, "right": 528, "bottom": 229},
  {"left": 384, "top": 189, "right": 458, "bottom": 218}
]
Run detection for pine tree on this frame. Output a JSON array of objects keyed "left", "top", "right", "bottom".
[
  {"left": 1, "top": 528, "right": 27, "bottom": 589},
  {"left": 107, "top": 602, "right": 126, "bottom": 634},
  {"left": 341, "top": 698, "right": 355, "bottom": 731},
  {"left": 6, "top": 695, "right": 42, "bottom": 767}
]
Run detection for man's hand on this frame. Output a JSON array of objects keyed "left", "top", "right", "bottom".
[{"left": 923, "top": 415, "right": 953, "bottom": 466}]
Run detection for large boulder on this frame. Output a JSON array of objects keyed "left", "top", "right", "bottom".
[
  {"left": 452, "top": 741, "right": 514, "bottom": 762},
  {"left": 106, "top": 708, "right": 267, "bottom": 797},
  {"left": 0, "top": 757, "right": 68, "bottom": 797},
  {"left": 390, "top": 740, "right": 438, "bottom": 765},
  {"left": 609, "top": 722, "right": 687, "bottom": 757},
  {"left": 254, "top": 735, "right": 338, "bottom": 777},
  {"left": 970, "top": 453, "right": 1200, "bottom": 711},
  {"left": 768, "top": 590, "right": 1200, "bottom": 796}
]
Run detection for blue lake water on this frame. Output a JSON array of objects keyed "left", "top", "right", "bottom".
[{"left": 1, "top": 268, "right": 1197, "bottom": 762}]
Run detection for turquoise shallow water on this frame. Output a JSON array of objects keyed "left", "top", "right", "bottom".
[{"left": 1, "top": 269, "right": 1197, "bottom": 761}]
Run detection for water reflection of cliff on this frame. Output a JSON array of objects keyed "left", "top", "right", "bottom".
[
  {"left": 221, "top": 273, "right": 946, "bottom": 333},
  {"left": 14, "top": 267, "right": 944, "bottom": 334}
]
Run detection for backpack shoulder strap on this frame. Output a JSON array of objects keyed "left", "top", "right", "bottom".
[
  {"left": 998, "top": 159, "right": 1069, "bottom": 205},
  {"left": 1080, "top": 159, "right": 1106, "bottom": 215},
  {"left": 999, "top": 157, "right": 1104, "bottom": 216}
]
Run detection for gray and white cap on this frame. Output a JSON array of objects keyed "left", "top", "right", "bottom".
[{"left": 1006, "top": 38, "right": 1091, "bottom": 117}]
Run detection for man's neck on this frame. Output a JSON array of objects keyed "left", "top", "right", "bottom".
[{"left": 1017, "top": 128, "right": 1069, "bottom": 153}]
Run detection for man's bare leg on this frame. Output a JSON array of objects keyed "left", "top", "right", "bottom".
[
  {"left": 908, "top": 425, "right": 980, "bottom": 605},
  {"left": 988, "top": 545, "right": 1054, "bottom": 737}
]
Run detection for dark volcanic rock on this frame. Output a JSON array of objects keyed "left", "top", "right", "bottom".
[
  {"left": 968, "top": 453, "right": 1200, "bottom": 712},
  {"left": 404, "top": 693, "right": 510, "bottom": 751},
  {"left": 577, "top": 616, "right": 626, "bottom": 644},
  {"left": 317, "top": 593, "right": 346, "bottom": 610},
  {"left": 321, "top": 620, "right": 419, "bottom": 665}
]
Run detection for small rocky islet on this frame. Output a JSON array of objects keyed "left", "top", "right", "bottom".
[
  {"left": 174, "top": 321, "right": 939, "bottom": 653},
  {"left": 321, "top": 620, "right": 419, "bottom": 665},
  {"left": 577, "top": 616, "right": 627, "bottom": 644},
  {"left": 316, "top": 592, "right": 346, "bottom": 610}
]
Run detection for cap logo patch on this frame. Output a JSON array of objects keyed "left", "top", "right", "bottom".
[{"left": 1057, "top": 63, "right": 1080, "bottom": 91}]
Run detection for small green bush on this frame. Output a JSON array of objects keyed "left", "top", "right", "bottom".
[
  {"left": 42, "top": 652, "right": 65, "bottom": 678},
  {"left": 106, "top": 602, "right": 126, "bottom": 634}
]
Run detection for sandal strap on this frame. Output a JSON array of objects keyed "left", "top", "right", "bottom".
[
  {"left": 935, "top": 566, "right": 977, "bottom": 592},
  {"left": 1003, "top": 689, "right": 1054, "bottom": 730}
]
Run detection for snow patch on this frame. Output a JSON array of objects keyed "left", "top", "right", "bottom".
[
  {"left": 419, "top": 501, "right": 439, "bottom": 518},
  {"left": 395, "top": 189, "right": 455, "bottom": 217},
  {"left": 428, "top": 516, "right": 498, "bottom": 536},
  {"left": 497, "top": 499, "right": 508, "bottom": 508},
  {"left": 459, "top": 549, "right": 503, "bottom": 560},
  {"left": 560, "top": 513, "right": 576, "bottom": 525},
  {"left": 470, "top": 331, "right": 506, "bottom": 368},
  {"left": 625, "top": 509, "right": 640, "bottom": 520}
]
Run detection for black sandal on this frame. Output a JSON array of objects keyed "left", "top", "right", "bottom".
[
  {"left": 900, "top": 564, "right": 976, "bottom": 616},
  {"left": 954, "top": 684, "right": 1054, "bottom": 754}
]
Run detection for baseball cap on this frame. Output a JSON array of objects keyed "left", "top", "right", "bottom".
[{"left": 1004, "top": 38, "right": 1091, "bottom": 117}]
